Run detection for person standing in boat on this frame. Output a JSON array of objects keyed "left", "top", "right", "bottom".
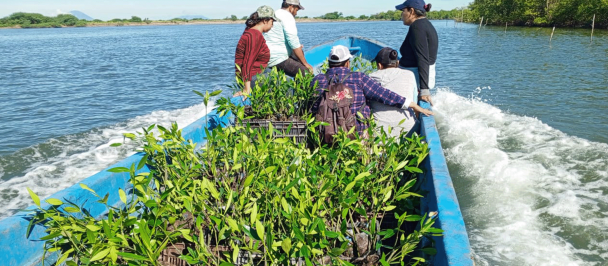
[
  {"left": 311, "top": 45, "right": 433, "bottom": 136},
  {"left": 264, "top": 0, "right": 314, "bottom": 77},
  {"left": 369, "top": 47, "right": 421, "bottom": 137},
  {"left": 234, "top": 6, "right": 278, "bottom": 96},
  {"left": 396, "top": 0, "right": 437, "bottom": 105}
]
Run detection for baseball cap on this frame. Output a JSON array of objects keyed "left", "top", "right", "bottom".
[
  {"left": 284, "top": 0, "right": 305, "bottom": 10},
  {"left": 395, "top": 0, "right": 426, "bottom": 11},
  {"left": 374, "top": 47, "right": 399, "bottom": 65},
  {"left": 256, "top": 5, "right": 279, "bottom": 21},
  {"left": 328, "top": 45, "right": 353, "bottom": 63}
]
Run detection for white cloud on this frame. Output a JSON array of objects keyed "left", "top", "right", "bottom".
[{"left": 55, "top": 9, "right": 69, "bottom": 16}]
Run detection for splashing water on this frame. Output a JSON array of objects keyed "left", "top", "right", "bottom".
[
  {"left": 432, "top": 88, "right": 608, "bottom": 265},
  {"left": 0, "top": 101, "right": 216, "bottom": 220}
]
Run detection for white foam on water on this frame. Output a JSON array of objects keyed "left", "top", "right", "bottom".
[
  {"left": 0, "top": 100, "right": 216, "bottom": 220},
  {"left": 433, "top": 88, "right": 608, "bottom": 266}
]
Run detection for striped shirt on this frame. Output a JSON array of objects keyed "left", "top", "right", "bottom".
[
  {"left": 312, "top": 67, "right": 412, "bottom": 132},
  {"left": 235, "top": 28, "right": 270, "bottom": 81}
]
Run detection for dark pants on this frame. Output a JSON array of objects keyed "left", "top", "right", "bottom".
[{"left": 274, "top": 54, "right": 308, "bottom": 77}]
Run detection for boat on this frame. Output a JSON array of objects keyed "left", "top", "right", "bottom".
[{"left": 0, "top": 36, "right": 473, "bottom": 266}]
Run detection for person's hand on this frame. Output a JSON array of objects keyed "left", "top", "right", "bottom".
[
  {"left": 410, "top": 103, "right": 433, "bottom": 117},
  {"left": 233, "top": 90, "right": 250, "bottom": 98},
  {"left": 304, "top": 63, "right": 314, "bottom": 73},
  {"left": 418, "top": 107, "right": 434, "bottom": 117},
  {"left": 234, "top": 81, "right": 251, "bottom": 98},
  {"left": 420, "top": 95, "right": 433, "bottom": 106}
]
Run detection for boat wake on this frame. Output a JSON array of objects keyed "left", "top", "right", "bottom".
[
  {"left": 0, "top": 101, "right": 216, "bottom": 220},
  {"left": 433, "top": 88, "right": 608, "bottom": 266}
]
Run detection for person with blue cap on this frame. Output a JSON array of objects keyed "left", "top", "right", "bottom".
[{"left": 395, "top": 0, "right": 438, "bottom": 106}]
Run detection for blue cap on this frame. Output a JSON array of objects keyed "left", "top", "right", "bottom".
[{"left": 395, "top": 0, "right": 426, "bottom": 11}]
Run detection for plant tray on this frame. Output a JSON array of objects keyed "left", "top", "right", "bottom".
[
  {"left": 158, "top": 243, "right": 189, "bottom": 266},
  {"left": 159, "top": 243, "right": 263, "bottom": 266},
  {"left": 242, "top": 119, "right": 308, "bottom": 144}
]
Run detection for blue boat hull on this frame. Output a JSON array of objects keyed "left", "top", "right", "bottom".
[{"left": 0, "top": 36, "right": 472, "bottom": 266}]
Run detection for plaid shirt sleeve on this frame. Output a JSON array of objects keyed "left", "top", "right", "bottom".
[
  {"left": 358, "top": 73, "right": 409, "bottom": 109},
  {"left": 310, "top": 74, "right": 327, "bottom": 113}
]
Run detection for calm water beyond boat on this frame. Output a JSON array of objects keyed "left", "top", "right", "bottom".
[{"left": 1, "top": 21, "right": 607, "bottom": 265}]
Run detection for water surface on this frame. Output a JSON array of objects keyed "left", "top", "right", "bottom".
[{"left": 1, "top": 21, "right": 607, "bottom": 265}]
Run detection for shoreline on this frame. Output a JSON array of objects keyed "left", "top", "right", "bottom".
[{"left": 0, "top": 19, "right": 387, "bottom": 30}]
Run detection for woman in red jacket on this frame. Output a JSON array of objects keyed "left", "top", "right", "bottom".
[{"left": 234, "top": 6, "right": 278, "bottom": 96}]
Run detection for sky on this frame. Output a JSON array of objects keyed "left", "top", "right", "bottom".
[{"left": 0, "top": 0, "right": 472, "bottom": 20}]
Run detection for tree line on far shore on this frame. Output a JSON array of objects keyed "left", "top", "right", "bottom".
[
  {"left": 223, "top": 10, "right": 404, "bottom": 21},
  {"left": 0, "top": 13, "right": 160, "bottom": 28},
  {"left": 0, "top": 13, "right": 88, "bottom": 28},
  {"left": 428, "top": 0, "right": 608, "bottom": 29},
  {"left": 0, "top": 13, "right": 205, "bottom": 28},
  {"left": 1, "top": 10, "right": 407, "bottom": 29},
  {"left": 4, "top": 1, "right": 607, "bottom": 30}
]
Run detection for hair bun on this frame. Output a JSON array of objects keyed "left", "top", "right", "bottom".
[
  {"left": 389, "top": 50, "right": 398, "bottom": 60},
  {"left": 424, "top": 3, "right": 432, "bottom": 12},
  {"left": 245, "top": 12, "right": 259, "bottom": 28}
]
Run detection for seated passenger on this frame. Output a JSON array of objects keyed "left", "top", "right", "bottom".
[
  {"left": 264, "top": 0, "right": 313, "bottom": 77},
  {"left": 311, "top": 45, "right": 432, "bottom": 139},
  {"left": 234, "top": 6, "right": 277, "bottom": 96},
  {"left": 369, "top": 47, "right": 422, "bottom": 137}
]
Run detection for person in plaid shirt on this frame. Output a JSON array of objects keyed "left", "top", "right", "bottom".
[{"left": 311, "top": 45, "right": 433, "bottom": 134}]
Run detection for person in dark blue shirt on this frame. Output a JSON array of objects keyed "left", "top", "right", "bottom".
[{"left": 396, "top": 0, "right": 438, "bottom": 106}]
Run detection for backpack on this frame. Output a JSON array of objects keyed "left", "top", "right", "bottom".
[{"left": 315, "top": 73, "right": 358, "bottom": 144}]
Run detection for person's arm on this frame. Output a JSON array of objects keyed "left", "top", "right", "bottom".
[
  {"left": 360, "top": 73, "right": 411, "bottom": 110},
  {"left": 282, "top": 16, "right": 313, "bottom": 72},
  {"left": 409, "top": 25, "right": 433, "bottom": 105},
  {"left": 361, "top": 74, "right": 434, "bottom": 116},
  {"left": 292, "top": 46, "right": 313, "bottom": 72}
]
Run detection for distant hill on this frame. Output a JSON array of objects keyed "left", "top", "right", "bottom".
[
  {"left": 178, "top": 15, "right": 208, "bottom": 20},
  {"left": 70, "top": 11, "right": 94, "bottom": 21}
]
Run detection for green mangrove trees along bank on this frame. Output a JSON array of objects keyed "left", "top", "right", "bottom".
[
  {"left": 428, "top": 0, "right": 608, "bottom": 28},
  {"left": 0, "top": 13, "right": 87, "bottom": 28}
]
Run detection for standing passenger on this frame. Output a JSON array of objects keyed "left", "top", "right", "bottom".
[
  {"left": 264, "top": 0, "right": 314, "bottom": 77},
  {"left": 396, "top": 0, "right": 438, "bottom": 105},
  {"left": 234, "top": 6, "right": 277, "bottom": 96},
  {"left": 369, "top": 47, "right": 422, "bottom": 137}
]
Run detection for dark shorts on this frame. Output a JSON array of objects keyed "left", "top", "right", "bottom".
[{"left": 273, "top": 54, "right": 308, "bottom": 77}]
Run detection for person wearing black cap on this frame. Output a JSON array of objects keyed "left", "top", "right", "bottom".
[
  {"left": 370, "top": 47, "right": 430, "bottom": 137},
  {"left": 395, "top": 0, "right": 438, "bottom": 106}
]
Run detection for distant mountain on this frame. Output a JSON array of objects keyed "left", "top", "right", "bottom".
[
  {"left": 70, "top": 11, "right": 94, "bottom": 21},
  {"left": 178, "top": 15, "right": 208, "bottom": 20}
]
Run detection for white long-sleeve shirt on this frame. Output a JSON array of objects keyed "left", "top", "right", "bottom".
[
  {"left": 369, "top": 68, "right": 419, "bottom": 137},
  {"left": 263, "top": 9, "right": 302, "bottom": 67}
]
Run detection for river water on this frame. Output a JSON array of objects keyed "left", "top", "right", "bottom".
[{"left": 1, "top": 21, "right": 607, "bottom": 265}]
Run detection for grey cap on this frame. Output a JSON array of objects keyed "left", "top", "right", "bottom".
[
  {"left": 256, "top": 5, "right": 279, "bottom": 21},
  {"left": 284, "top": 0, "right": 305, "bottom": 10}
]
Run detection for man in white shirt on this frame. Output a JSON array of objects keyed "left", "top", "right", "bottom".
[{"left": 264, "top": 0, "right": 313, "bottom": 77}]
